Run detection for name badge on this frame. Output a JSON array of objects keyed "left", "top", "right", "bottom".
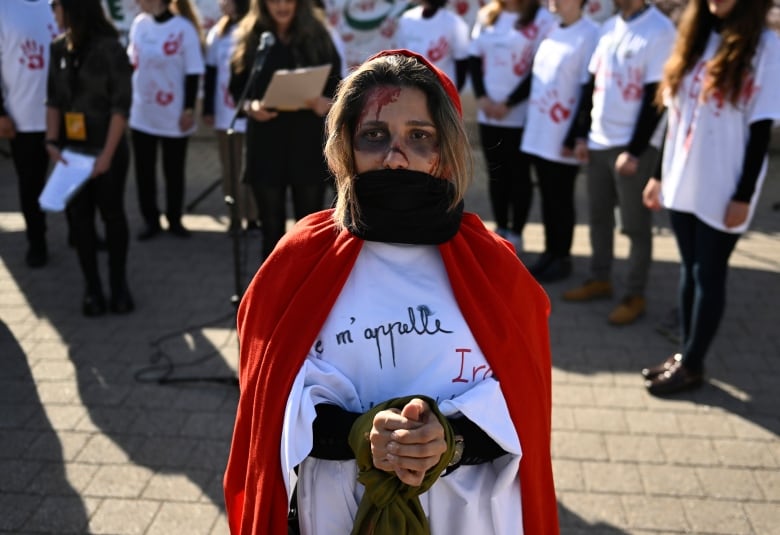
[{"left": 64, "top": 112, "right": 87, "bottom": 141}]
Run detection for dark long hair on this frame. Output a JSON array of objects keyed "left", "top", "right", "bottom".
[
  {"left": 232, "top": 0, "right": 335, "bottom": 73},
  {"left": 214, "top": 0, "right": 251, "bottom": 37},
  {"left": 658, "top": 0, "right": 772, "bottom": 106},
  {"left": 59, "top": 0, "right": 118, "bottom": 50}
]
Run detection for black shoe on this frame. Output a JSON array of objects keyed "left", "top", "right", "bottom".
[
  {"left": 26, "top": 243, "right": 48, "bottom": 268},
  {"left": 110, "top": 285, "right": 135, "bottom": 314},
  {"left": 645, "top": 363, "right": 704, "bottom": 396},
  {"left": 167, "top": 222, "right": 191, "bottom": 238},
  {"left": 535, "top": 257, "right": 572, "bottom": 283},
  {"left": 529, "top": 252, "right": 555, "bottom": 278},
  {"left": 137, "top": 225, "right": 162, "bottom": 241},
  {"left": 82, "top": 291, "right": 107, "bottom": 317}
]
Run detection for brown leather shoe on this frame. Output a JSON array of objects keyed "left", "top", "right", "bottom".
[
  {"left": 645, "top": 363, "right": 703, "bottom": 396},
  {"left": 608, "top": 295, "right": 646, "bottom": 325},
  {"left": 641, "top": 353, "right": 682, "bottom": 379},
  {"left": 563, "top": 279, "right": 613, "bottom": 302}
]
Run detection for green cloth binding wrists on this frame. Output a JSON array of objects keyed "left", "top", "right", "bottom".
[{"left": 347, "top": 395, "right": 455, "bottom": 535}]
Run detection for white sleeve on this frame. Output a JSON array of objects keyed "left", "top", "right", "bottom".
[
  {"left": 644, "top": 23, "right": 675, "bottom": 83},
  {"left": 182, "top": 21, "right": 205, "bottom": 75},
  {"left": 748, "top": 31, "right": 780, "bottom": 125},
  {"left": 438, "top": 377, "right": 521, "bottom": 454}
]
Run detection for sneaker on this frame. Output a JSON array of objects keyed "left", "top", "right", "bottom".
[
  {"left": 562, "top": 279, "right": 613, "bottom": 302},
  {"left": 608, "top": 295, "right": 646, "bottom": 325}
]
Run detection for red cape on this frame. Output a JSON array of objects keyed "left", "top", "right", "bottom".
[{"left": 224, "top": 210, "right": 559, "bottom": 534}]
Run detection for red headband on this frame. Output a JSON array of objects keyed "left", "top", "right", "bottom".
[{"left": 367, "top": 49, "right": 463, "bottom": 117}]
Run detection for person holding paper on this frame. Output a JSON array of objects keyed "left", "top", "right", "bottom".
[
  {"left": 224, "top": 50, "right": 558, "bottom": 535},
  {"left": 45, "top": 0, "right": 135, "bottom": 316},
  {"left": 0, "top": 0, "right": 58, "bottom": 268},
  {"left": 229, "top": 0, "right": 342, "bottom": 260}
]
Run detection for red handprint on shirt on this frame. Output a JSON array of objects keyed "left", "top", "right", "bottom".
[
  {"left": 222, "top": 83, "right": 236, "bottom": 109},
  {"left": 619, "top": 66, "right": 643, "bottom": 101},
  {"left": 428, "top": 37, "right": 450, "bottom": 63},
  {"left": 512, "top": 47, "right": 533, "bottom": 78},
  {"left": 518, "top": 23, "right": 538, "bottom": 41},
  {"left": 535, "top": 88, "right": 575, "bottom": 124},
  {"left": 19, "top": 40, "right": 45, "bottom": 70},
  {"left": 163, "top": 32, "right": 183, "bottom": 56}
]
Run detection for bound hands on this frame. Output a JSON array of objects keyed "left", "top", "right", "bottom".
[
  {"left": 563, "top": 139, "right": 589, "bottom": 163},
  {"left": 369, "top": 398, "right": 447, "bottom": 487}
]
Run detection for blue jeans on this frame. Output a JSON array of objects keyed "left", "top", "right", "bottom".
[{"left": 669, "top": 210, "right": 740, "bottom": 372}]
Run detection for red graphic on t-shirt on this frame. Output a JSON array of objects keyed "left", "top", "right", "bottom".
[
  {"left": 455, "top": 0, "right": 469, "bottom": 15},
  {"left": 512, "top": 47, "right": 533, "bottom": 77},
  {"left": 380, "top": 18, "right": 397, "bottom": 38},
  {"left": 162, "top": 33, "right": 183, "bottom": 56},
  {"left": 739, "top": 74, "right": 758, "bottom": 106},
  {"left": 588, "top": 0, "right": 601, "bottom": 14},
  {"left": 518, "top": 23, "right": 538, "bottom": 41},
  {"left": 156, "top": 91, "right": 174, "bottom": 106},
  {"left": 535, "top": 88, "right": 575, "bottom": 124},
  {"left": 428, "top": 37, "right": 450, "bottom": 63},
  {"left": 18, "top": 40, "right": 45, "bottom": 70},
  {"left": 47, "top": 23, "right": 59, "bottom": 40},
  {"left": 618, "top": 66, "right": 643, "bottom": 101}
]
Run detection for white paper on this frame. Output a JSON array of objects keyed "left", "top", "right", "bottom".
[
  {"left": 38, "top": 149, "right": 95, "bottom": 212},
  {"left": 261, "top": 64, "right": 332, "bottom": 111}
]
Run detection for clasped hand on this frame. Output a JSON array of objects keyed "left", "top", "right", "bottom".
[{"left": 369, "top": 398, "right": 447, "bottom": 487}]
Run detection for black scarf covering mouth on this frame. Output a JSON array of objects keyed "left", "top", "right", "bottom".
[{"left": 346, "top": 169, "right": 464, "bottom": 245}]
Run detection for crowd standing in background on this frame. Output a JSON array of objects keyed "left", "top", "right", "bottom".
[
  {"left": 229, "top": 0, "right": 342, "bottom": 261},
  {"left": 46, "top": 0, "right": 135, "bottom": 317},
  {"left": 203, "top": 0, "right": 260, "bottom": 233},
  {"left": 562, "top": 0, "right": 676, "bottom": 326},
  {"left": 521, "top": 0, "right": 599, "bottom": 282},
  {"left": 468, "top": 0, "right": 556, "bottom": 254},
  {"left": 0, "top": 0, "right": 58, "bottom": 268},
  {"left": 127, "top": 0, "right": 205, "bottom": 240},
  {"left": 641, "top": 0, "right": 780, "bottom": 395}
]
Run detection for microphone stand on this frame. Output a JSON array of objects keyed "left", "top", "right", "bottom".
[{"left": 225, "top": 36, "right": 272, "bottom": 307}]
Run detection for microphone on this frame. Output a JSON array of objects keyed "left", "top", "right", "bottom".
[{"left": 252, "top": 31, "right": 275, "bottom": 72}]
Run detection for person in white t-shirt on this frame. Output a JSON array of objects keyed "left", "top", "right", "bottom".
[
  {"left": 127, "top": 0, "right": 205, "bottom": 240},
  {"left": 468, "top": 0, "right": 556, "bottom": 253},
  {"left": 640, "top": 0, "right": 780, "bottom": 396},
  {"left": 521, "top": 0, "right": 598, "bottom": 282},
  {"left": 203, "top": 0, "right": 259, "bottom": 234},
  {"left": 394, "top": 0, "right": 472, "bottom": 90},
  {"left": 0, "top": 0, "right": 58, "bottom": 267},
  {"left": 561, "top": 0, "right": 675, "bottom": 326}
]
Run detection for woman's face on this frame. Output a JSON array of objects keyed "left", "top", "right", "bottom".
[
  {"left": 220, "top": 0, "right": 237, "bottom": 18},
  {"left": 136, "top": 0, "right": 164, "bottom": 14},
  {"left": 49, "top": 0, "right": 65, "bottom": 30},
  {"left": 266, "top": 0, "right": 296, "bottom": 32},
  {"left": 353, "top": 86, "right": 441, "bottom": 176},
  {"left": 707, "top": 0, "right": 737, "bottom": 19}
]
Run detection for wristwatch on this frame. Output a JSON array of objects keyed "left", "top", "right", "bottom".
[{"left": 448, "top": 435, "right": 465, "bottom": 467}]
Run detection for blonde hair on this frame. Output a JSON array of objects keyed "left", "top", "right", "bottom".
[
  {"left": 170, "top": 0, "right": 204, "bottom": 44},
  {"left": 324, "top": 54, "right": 473, "bottom": 230}
]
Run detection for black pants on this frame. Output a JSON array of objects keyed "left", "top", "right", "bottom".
[
  {"left": 130, "top": 129, "right": 189, "bottom": 228},
  {"left": 529, "top": 155, "right": 579, "bottom": 258},
  {"left": 251, "top": 182, "right": 325, "bottom": 259},
  {"left": 10, "top": 132, "right": 49, "bottom": 247},
  {"left": 69, "top": 139, "right": 130, "bottom": 295},
  {"left": 669, "top": 210, "right": 740, "bottom": 372},
  {"left": 478, "top": 124, "right": 531, "bottom": 234}
]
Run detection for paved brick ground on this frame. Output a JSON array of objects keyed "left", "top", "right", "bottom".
[{"left": 1, "top": 106, "right": 778, "bottom": 533}]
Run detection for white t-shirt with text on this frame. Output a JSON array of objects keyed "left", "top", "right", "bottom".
[
  {"left": 661, "top": 29, "right": 780, "bottom": 234},
  {"left": 587, "top": 6, "right": 675, "bottom": 148},
  {"left": 0, "top": 0, "right": 58, "bottom": 132},
  {"left": 522, "top": 17, "right": 599, "bottom": 164},
  {"left": 470, "top": 7, "right": 556, "bottom": 128},
  {"left": 128, "top": 14, "right": 204, "bottom": 137}
]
